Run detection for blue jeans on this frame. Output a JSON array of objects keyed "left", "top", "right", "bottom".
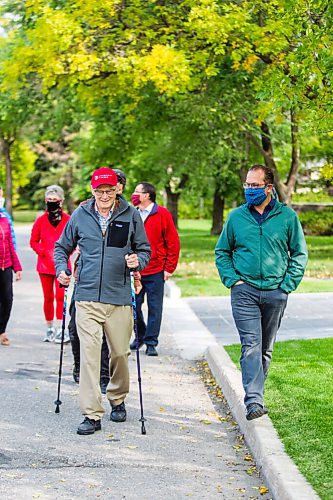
[
  {"left": 231, "top": 283, "right": 288, "bottom": 407},
  {"left": 136, "top": 271, "right": 164, "bottom": 347}
]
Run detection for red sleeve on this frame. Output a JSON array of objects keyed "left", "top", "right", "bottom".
[
  {"left": 30, "top": 216, "right": 44, "bottom": 255},
  {"left": 8, "top": 224, "right": 22, "bottom": 272},
  {"left": 162, "top": 209, "right": 180, "bottom": 274}
]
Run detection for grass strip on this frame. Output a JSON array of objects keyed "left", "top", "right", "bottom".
[{"left": 225, "top": 338, "right": 333, "bottom": 500}]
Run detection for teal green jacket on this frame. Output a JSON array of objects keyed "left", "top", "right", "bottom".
[{"left": 215, "top": 201, "right": 308, "bottom": 293}]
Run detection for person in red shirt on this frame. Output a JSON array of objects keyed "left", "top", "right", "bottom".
[
  {"left": 0, "top": 214, "right": 22, "bottom": 346},
  {"left": 130, "top": 182, "right": 180, "bottom": 356},
  {"left": 30, "top": 185, "right": 70, "bottom": 342}
]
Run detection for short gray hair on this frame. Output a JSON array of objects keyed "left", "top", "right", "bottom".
[{"left": 45, "top": 185, "right": 65, "bottom": 200}]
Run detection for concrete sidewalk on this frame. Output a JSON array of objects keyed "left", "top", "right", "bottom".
[
  {"left": 0, "top": 225, "right": 272, "bottom": 499},
  {"left": 164, "top": 290, "right": 319, "bottom": 500}
]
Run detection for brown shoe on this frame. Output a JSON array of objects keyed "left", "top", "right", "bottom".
[{"left": 0, "top": 333, "right": 10, "bottom": 346}]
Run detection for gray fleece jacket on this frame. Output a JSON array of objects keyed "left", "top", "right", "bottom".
[{"left": 54, "top": 197, "right": 151, "bottom": 305}]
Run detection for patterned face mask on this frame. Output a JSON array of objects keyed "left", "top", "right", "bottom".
[{"left": 244, "top": 187, "right": 267, "bottom": 206}]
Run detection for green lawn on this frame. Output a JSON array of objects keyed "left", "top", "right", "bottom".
[
  {"left": 225, "top": 338, "right": 333, "bottom": 500},
  {"left": 12, "top": 210, "right": 39, "bottom": 223},
  {"left": 174, "top": 219, "right": 333, "bottom": 296}
]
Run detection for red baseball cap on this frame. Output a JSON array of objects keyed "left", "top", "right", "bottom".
[{"left": 91, "top": 167, "right": 118, "bottom": 189}]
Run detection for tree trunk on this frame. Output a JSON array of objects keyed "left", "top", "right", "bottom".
[
  {"left": 248, "top": 115, "right": 301, "bottom": 204},
  {"left": 0, "top": 135, "right": 13, "bottom": 216},
  {"left": 210, "top": 189, "right": 224, "bottom": 235},
  {"left": 165, "top": 172, "right": 188, "bottom": 228},
  {"left": 261, "top": 121, "right": 274, "bottom": 160},
  {"left": 285, "top": 108, "right": 300, "bottom": 205},
  {"left": 259, "top": 122, "right": 287, "bottom": 201},
  {"left": 165, "top": 187, "right": 180, "bottom": 228},
  {"left": 63, "top": 163, "right": 76, "bottom": 213}
]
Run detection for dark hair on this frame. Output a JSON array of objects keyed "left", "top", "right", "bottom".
[
  {"left": 248, "top": 164, "right": 274, "bottom": 185},
  {"left": 139, "top": 182, "right": 156, "bottom": 202},
  {"left": 113, "top": 168, "right": 126, "bottom": 188}
]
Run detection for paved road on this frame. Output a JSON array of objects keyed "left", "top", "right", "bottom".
[
  {"left": 187, "top": 292, "right": 333, "bottom": 346},
  {"left": 0, "top": 224, "right": 272, "bottom": 499}
]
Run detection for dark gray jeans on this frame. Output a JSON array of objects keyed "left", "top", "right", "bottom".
[{"left": 231, "top": 283, "right": 288, "bottom": 407}]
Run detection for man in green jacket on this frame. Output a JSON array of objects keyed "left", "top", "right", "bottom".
[{"left": 215, "top": 164, "right": 308, "bottom": 421}]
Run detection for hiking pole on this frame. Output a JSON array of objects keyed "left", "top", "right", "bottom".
[
  {"left": 54, "top": 269, "right": 71, "bottom": 414},
  {"left": 129, "top": 269, "right": 147, "bottom": 435}
]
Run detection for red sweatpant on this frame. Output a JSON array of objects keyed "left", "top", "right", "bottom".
[{"left": 39, "top": 273, "right": 65, "bottom": 322}]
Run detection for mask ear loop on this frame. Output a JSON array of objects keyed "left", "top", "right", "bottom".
[{"left": 272, "top": 186, "right": 279, "bottom": 201}]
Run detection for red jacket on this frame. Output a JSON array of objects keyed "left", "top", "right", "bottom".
[
  {"left": 141, "top": 204, "right": 180, "bottom": 276},
  {"left": 30, "top": 211, "right": 70, "bottom": 274},
  {"left": 0, "top": 215, "right": 22, "bottom": 272}
]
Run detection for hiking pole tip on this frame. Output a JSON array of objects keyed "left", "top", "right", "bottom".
[{"left": 54, "top": 399, "right": 62, "bottom": 414}]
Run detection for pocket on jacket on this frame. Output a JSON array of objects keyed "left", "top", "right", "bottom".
[{"left": 107, "top": 221, "right": 130, "bottom": 248}]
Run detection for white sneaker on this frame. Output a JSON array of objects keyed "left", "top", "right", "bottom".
[
  {"left": 43, "top": 327, "right": 56, "bottom": 342},
  {"left": 54, "top": 328, "right": 70, "bottom": 344}
]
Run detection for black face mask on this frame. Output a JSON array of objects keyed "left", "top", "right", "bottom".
[
  {"left": 46, "top": 200, "right": 62, "bottom": 227},
  {"left": 46, "top": 200, "right": 61, "bottom": 212}
]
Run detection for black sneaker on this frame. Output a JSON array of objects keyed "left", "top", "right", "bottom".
[
  {"left": 246, "top": 403, "right": 268, "bottom": 421},
  {"left": 73, "top": 363, "right": 80, "bottom": 384},
  {"left": 100, "top": 378, "right": 109, "bottom": 395},
  {"left": 110, "top": 402, "right": 126, "bottom": 422},
  {"left": 130, "top": 339, "right": 144, "bottom": 350},
  {"left": 146, "top": 345, "right": 158, "bottom": 356},
  {"left": 77, "top": 417, "right": 101, "bottom": 435}
]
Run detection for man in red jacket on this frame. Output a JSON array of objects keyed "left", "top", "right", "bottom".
[{"left": 130, "top": 182, "right": 180, "bottom": 356}]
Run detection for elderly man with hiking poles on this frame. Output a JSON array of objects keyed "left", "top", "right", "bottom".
[{"left": 55, "top": 167, "right": 151, "bottom": 435}]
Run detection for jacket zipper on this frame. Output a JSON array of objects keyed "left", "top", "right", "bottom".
[
  {"left": 98, "top": 233, "right": 106, "bottom": 301},
  {"left": 0, "top": 224, "right": 5, "bottom": 270},
  {"left": 259, "top": 225, "right": 263, "bottom": 288}
]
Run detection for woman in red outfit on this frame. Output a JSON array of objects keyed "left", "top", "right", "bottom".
[
  {"left": 30, "top": 185, "right": 70, "bottom": 342},
  {"left": 0, "top": 213, "right": 22, "bottom": 347}
]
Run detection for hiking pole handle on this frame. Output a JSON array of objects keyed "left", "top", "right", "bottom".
[{"left": 59, "top": 268, "right": 71, "bottom": 288}]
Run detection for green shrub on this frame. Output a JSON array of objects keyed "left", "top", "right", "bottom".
[{"left": 299, "top": 209, "right": 333, "bottom": 236}]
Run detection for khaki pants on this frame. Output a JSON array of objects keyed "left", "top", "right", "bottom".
[{"left": 76, "top": 301, "right": 133, "bottom": 420}]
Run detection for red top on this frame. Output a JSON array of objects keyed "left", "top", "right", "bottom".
[
  {"left": 0, "top": 215, "right": 22, "bottom": 272},
  {"left": 30, "top": 211, "right": 70, "bottom": 274},
  {"left": 140, "top": 204, "right": 180, "bottom": 276}
]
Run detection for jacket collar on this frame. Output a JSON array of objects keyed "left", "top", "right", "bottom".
[
  {"left": 150, "top": 203, "right": 159, "bottom": 216},
  {"left": 241, "top": 200, "right": 285, "bottom": 220}
]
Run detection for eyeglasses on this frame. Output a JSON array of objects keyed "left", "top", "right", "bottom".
[
  {"left": 133, "top": 190, "right": 147, "bottom": 195},
  {"left": 94, "top": 188, "right": 117, "bottom": 197},
  {"left": 243, "top": 183, "right": 271, "bottom": 189}
]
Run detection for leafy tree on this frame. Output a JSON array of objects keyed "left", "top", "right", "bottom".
[{"left": 2, "top": 0, "right": 332, "bottom": 217}]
